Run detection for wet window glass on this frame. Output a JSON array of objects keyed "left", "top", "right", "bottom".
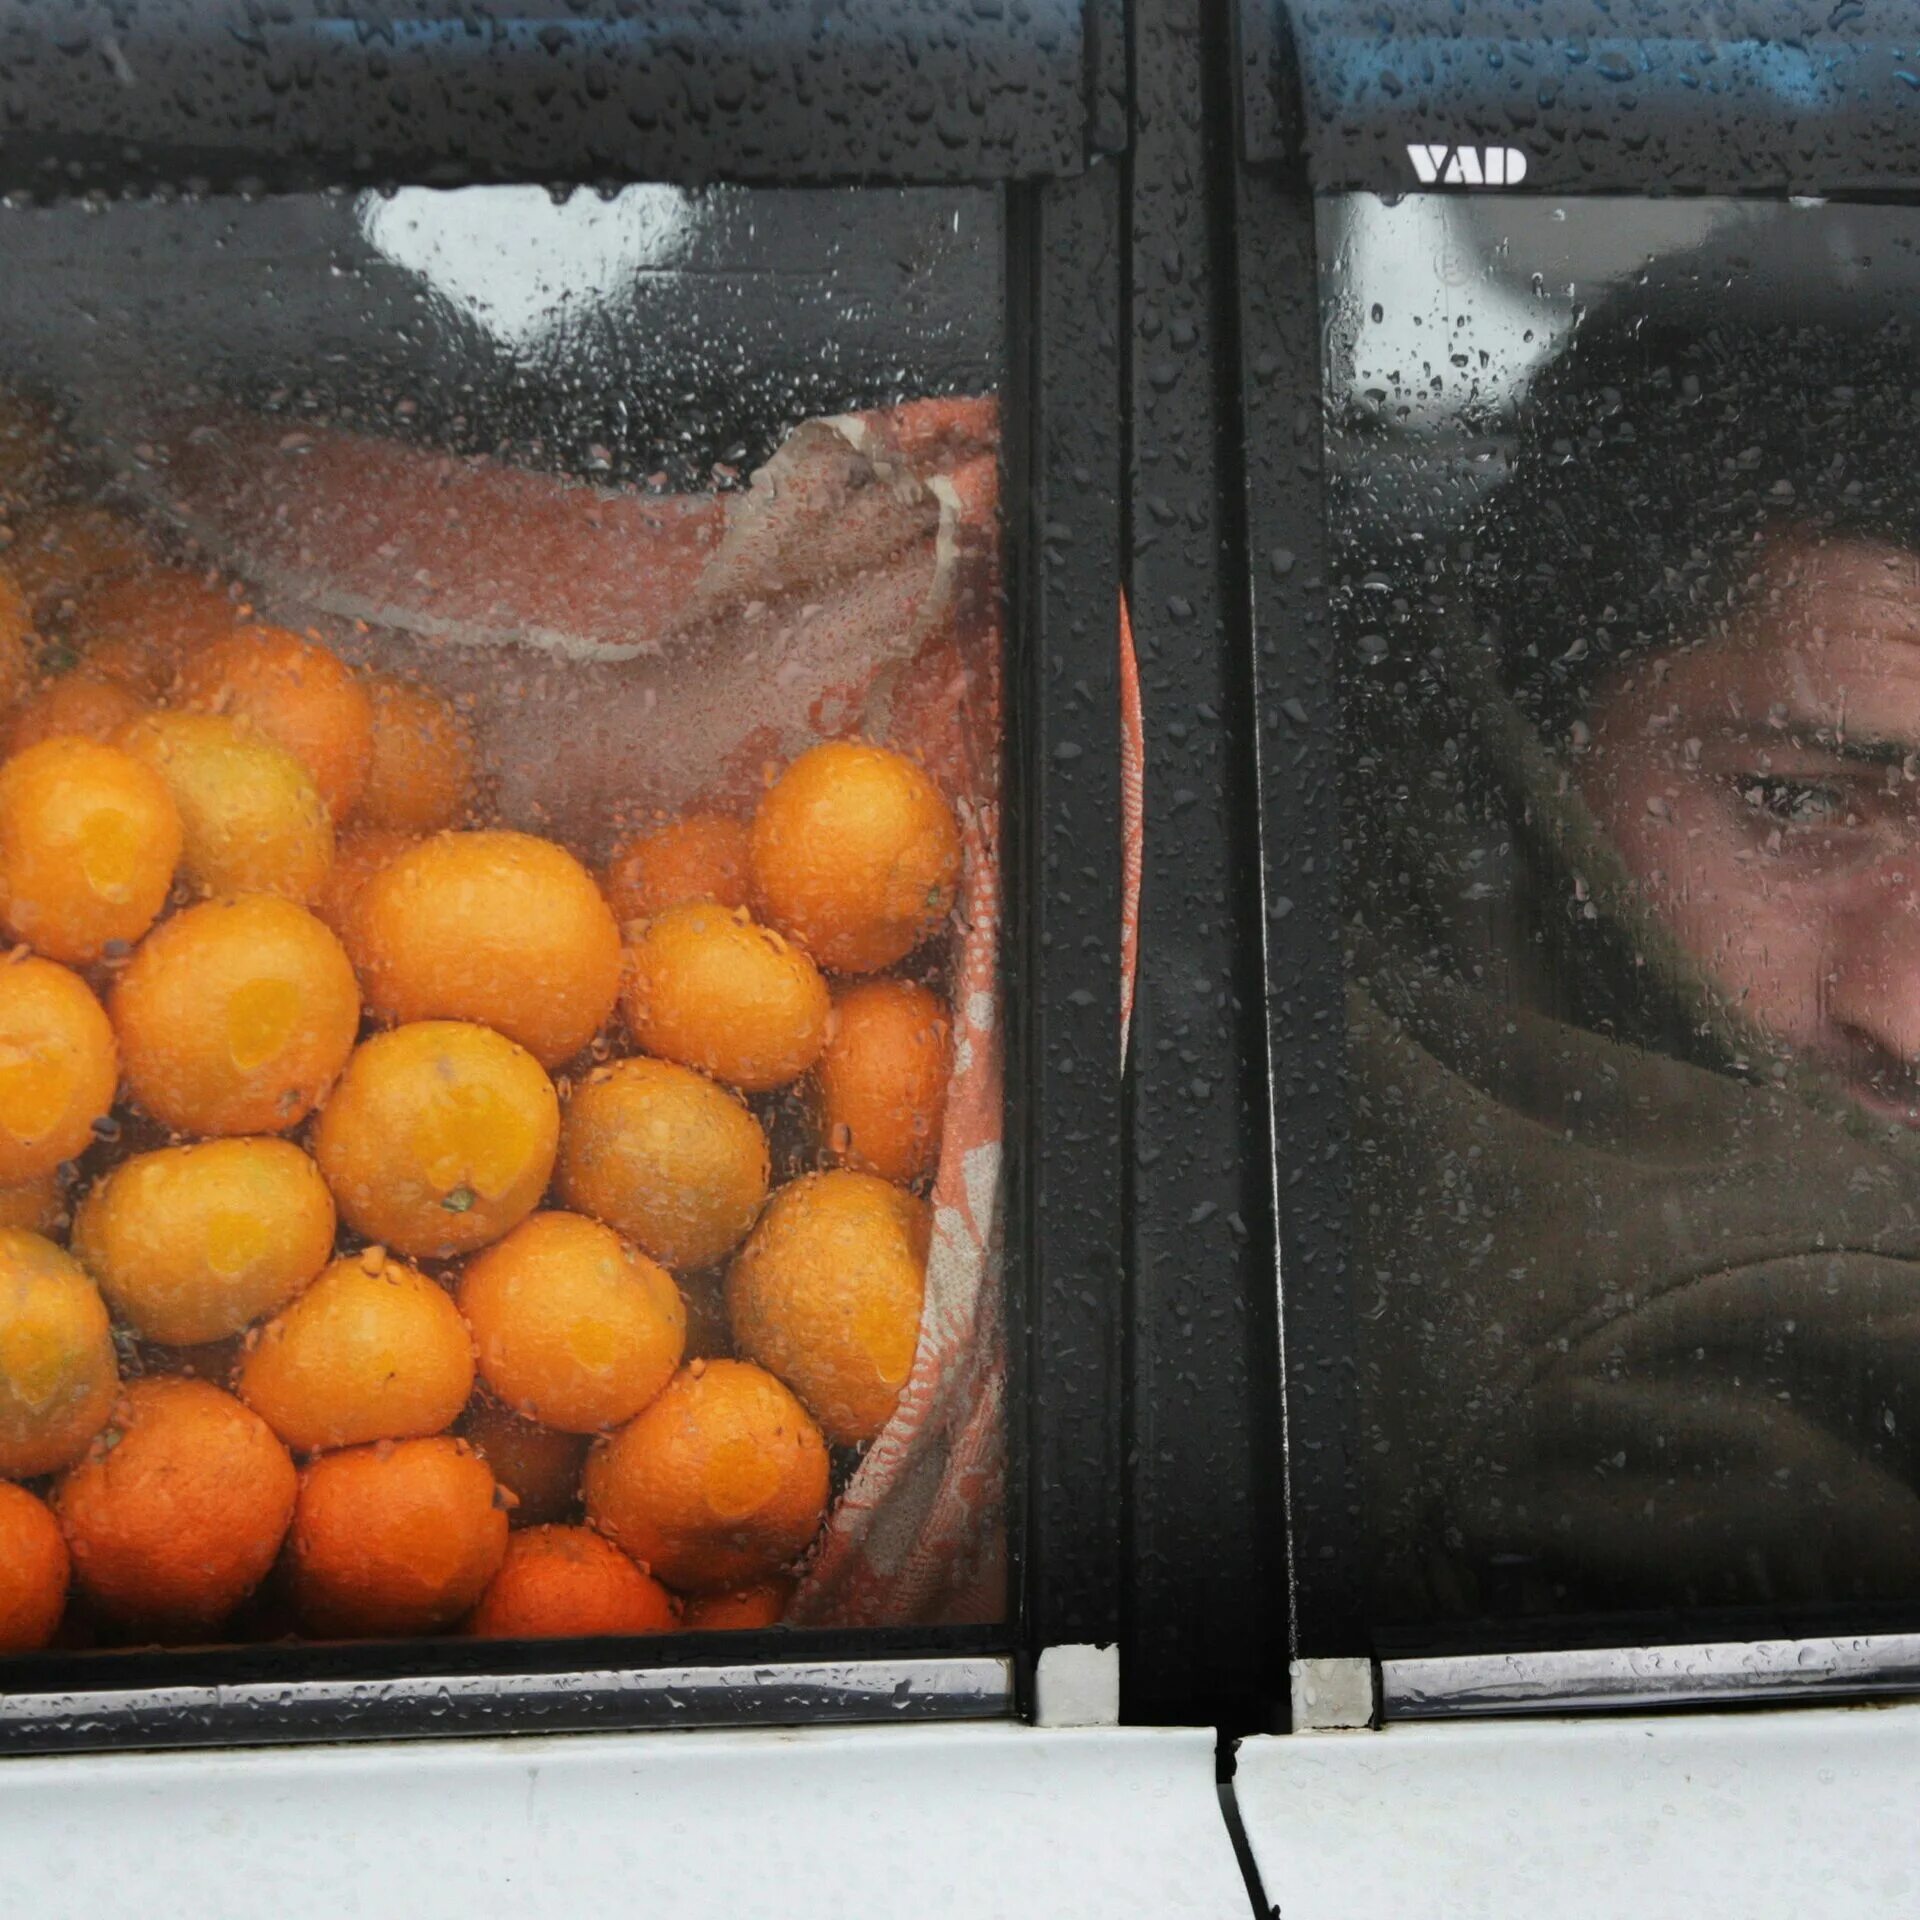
[
  {"left": 1326, "top": 196, "right": 1920, "bottom": 1632},
  {"left": 0, "top": 185, "right": 1005, "bottom": 1655}
]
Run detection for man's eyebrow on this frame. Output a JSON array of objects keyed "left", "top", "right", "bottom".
[{"left": 1707, "top": 725, "right": 1919, "bottom": 769}]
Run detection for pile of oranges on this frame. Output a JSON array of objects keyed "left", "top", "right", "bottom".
[{"left": 0, "top": 403, "right": 964, "bottom": 1655}]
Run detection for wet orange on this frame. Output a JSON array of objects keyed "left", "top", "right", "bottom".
[
  {"left": 0, "top": 956, "right": 117, "bottom": 1182},
  {"left": 0, "top": 1229, "right": 115, "bottom": 1478},
  {"left": 751, "top": 741, "right": 962, "bottom": 973},
  {"left": 312, "top": 1022, "right": 560, "bottom": 1259},
  {"left": 459, "top": 1211, "right": 685, "bottom": 1435},
  {"left": 2, "top": 674, "right": 146, "bottom": 757},
  {"left": 558, "top": 1056, "right": 770, "bottom": 1271},
  {"left": 238, "top": 1252, "right": 475, "bottom": 1453},
  {"left": 355, "top": 675, "right": 475, "bottom": 834},
  {"left": 111, "top": 895, "right": 360, "bottom": 1136},
  {"left": 458, "top": 1397, "right": 589, "bottom": 1527},
  {"left": 312, "top": 826, "right": 416, "bottom": 941},
  {"left": 3, "top": 505, "right": 153, "bottom": 618},
  {"left": 66, "top": 565, "right": 245, "bottom": 697},
  {"left": 0, "top": 565, "right": 32, "bottom": 712},
  {"left": 583, "top": 1359, "right": 829, "bottom": 1593},
  {"left": 54, "top": 1378, "right": 296, "bottom": 1634},
  {"left": 464, "top": 1524, "right": 677, "bottom": 1639},
  {"left": 178, "top": 626, "right": 374, "bottom": 819},
  {"left": 0, "top": 1168, "right": 63, "bottom": 1235},
  {"left": 624, "top": 902, "right": 830, "bottom": 1092},
  {"left": 0, "top": 1480, "right": 69, "bottom": 1653},
  {"left": 289, "top": 1435, "right": 508, "bottom": 1637},
  {"left": 813, "top": 978, "right": 950, "bottom": 1184},
  {"left": 603, "top": 812, "right": 751, "bottom": 930},
  {"left": 727, "top": 1171, "right": 928, "bottom": 1448},
  {"left": 115, "top": 710, "right": 334, "bottom": 904},
  {"left": 349, "top": 831, "right": 622, "bottom": 1068},
  {"left": 0, "top": 737, "right": 182, "bottom": 964},
  {"left": 73, "top": 1138, "right": 336, "bottom": 1347},
  {"left": 682, "top": 1578, "right": 793, "bottom": 1631}
]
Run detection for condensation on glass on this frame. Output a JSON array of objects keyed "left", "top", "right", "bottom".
[
  {"left": 1326, "top": 195, "right": 1920, "bottom": 1631},
  {"left": 0, "top": 185, "right": 1006, "bottom": 1658}
]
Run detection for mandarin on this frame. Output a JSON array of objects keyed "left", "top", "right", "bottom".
[
  {"left": 583, "top": 1359, "right": 829, "bottom": 1593},
  {"left": 54, "top": 1378, "right": 295, "bottom": 1634},
  {"left": 813, "top": 978, "right": 950, "bottom": 1185},
  {"left": 238, "top": 1251, "right": 475, "bottom": 1453},
  {"left": 178, "top": 626, "right": 374, "bottom": 819},
  {"left": 312, "top": 1021, "right": 559, "bottom": 1259},
  {"left": 355, "top": 675, "right": 475, "bottom": 834},
  {"left": 313, "top": 826, "right": 416, "bottom": 941},
  {"left": 73, "top": 1138, "right": 336, "bottom": 1347},
  {"left": 682, "top": 1578, "right": 794, "bottom": 1631},
  {"left": 2, "top": 674, "right": 146, "bottom": 757},
  {"left": 603, "top": 812, "right": 751, "bottom": 930},
  {"left": 459, "top": 1211, "right": 685, "bottom": 1435},
  {"left": 115, "top": 710, "right": 334, "bottom": 904},
  {"left": 750, "top": 741, "right": 962, "bottom": 973},
  {"left": 0, "top": 737, "right": 182, "bottom": 964},
  {"left": 289, "top": 1435, "right": 507, "bottom": 1637},
  {"left": 111, "top": 895, "right": 360, "bottom": 1137},
  {"left": 0, "top": 1168, "right": 62, "bottom": 1235},
  {"left": 458, "top": 1397, "right": 589, "bottom": 1527},
  {"left": 0, "top": 956, "right": 117, "bottom": 1182},
  {"left": 727, "top": 1171, "right": 928, "bottom": 1448},
  {"left": 349, "top": 831, "right": 621, "bottom": 1068},
  {"left": 66, "top": 565, "right": 245, "bottom": 697},
  {"left": 0, "top": 565, "right": 32, "bottom": 711},
  {"left": 557, "top": 1056, "right": 769, "bottom": 1271},
  {"left": 0, "top": 1229, "right": 116, "bottom": 1478},
  {"left": 3, "top": 505, "right": 153, "bottom": 618},
  {"left": 0, "top": 1480, "right": 69, "bottom": 1653},
  {"left": 464, "top": 1524, "right": 677, "bottom": 1639},
  {"left": 624, "top": 902, "right": 829, "bottom": 1092}
]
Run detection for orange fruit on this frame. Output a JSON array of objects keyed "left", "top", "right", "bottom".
[
  {"left": 313, "top": 826, "right": 417, "bottom": 941},
  {"left": 349, "top": 831, "right": 621, "bottom": 1068},
  {"left": 459, "top": 1211, "right": 685, "bottom": 1435},
  {"left": 66, "top": 565, "right": 245, "bottom": 697},
  {"left": 3, "top": 504, "right": 153, "bottom": 618},
  {"left": 178, "top": 626, "right": 374, "bottom": 819},
  {"left": 115, "top": 710, "right": 334, "bottom": 904},
  {"left": 288, "top": 1434, "right": 507, "bottom": 1636},
  {"left": 312, "top": 1021, "right": 559, "bottom": 1258},
  {"left": 624, "top": 902, "right": 829, "bottom": 1092},
  {"left": 458, "top": 1397, "right": 588, "bottom": 1527},
  {"left": 0, "top": 389, "right": 63, "bottom": 510},
  {"left": 813, "top": 978, "right": 950, "bottom": 1184},
  {"left": 583, "top": 1359, "right": 829, "bottom": 1593},
  {"left": 727, "top": 1171, "right": 927, "bottom": 1447},
  {"left": 558, "top": 1056, "right": 769, "bottom": 1271},
  {"left": 0, "top": 1230, "right": 115, "bottom": 1479},
  {"left": 3, "top": 674, "right": 146, "bottom": 757},
  {"left": 603, "top": 813, "right": 751, "bottom": 930},
  {"left": 0, "top": 1168, "right": 63, "bottom": 1235},
  {"left": 111, "top": 895, "right": 360, "bottom": 1136},
  {"left": 355, "top": 676, "right": 475, "bottom": 834},
  {"left": 0, "top": 956, "right": 117, "bottom": 1182},
  {"left": 54, "top": 1377, "right": 295, "bottom": 1634},
  {"left": 682, "top": 1578, "right": 793, "bottom": 1631},
  {"left": 0, "top": 1480, "right": 69, "bottom": 1653},
  {"left": 0, "top": 737, "right": 182, "bottom": 964},
  {"left": 464, "top": 1523, "right": 677, "bottom": 1639},
  {"left": 750, "top": 741, "right": 962, "bottom": 973},
  {"left": 72, "top": 1138, "right": 336, "bottom": 1346},
  {"left": 238, "top": 1251, "right": 475, "bottom": 1453},
  {"left": 0, "top": 565, "right": 33, "bottom": 711}
]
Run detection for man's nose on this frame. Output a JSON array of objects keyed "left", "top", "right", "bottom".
[{"left": 1827, "top": 864, "right": 1920, "bottom": 1063}]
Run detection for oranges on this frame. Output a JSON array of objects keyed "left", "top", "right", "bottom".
[
  {"left": 67, "top": 565, "right": 244, "bottom": 696},
  {"left": 683, "top": 1580, "right": 793, "bottom": 1631},
  {"left": 0, "top": 565, "right": 32, "bottom": 712},
  {"left": 460, "top": 1211, "right": 684, "bottom": 1435},
  {"left": 465, "top": 1524, "right": 677, "bottom": 1639},
  {"left": 625, "top": 902, "right": 830, "bottom": 1092},
  {"left": 813, "top": 978, "right": 950, "bottom": 1184},
  {"left": 3, "top": 504, "right": 153, "bottom": 619},
  {"left": 313, "top": 826, "right": 417, "bottom": 941},
  {"left": 312, "top": 1022, "right": 559, "bottom": 1258},
  {"left": 751, "top": 742, "right": 962, "bottom": 973},
  {"left": 0, "top": 1229, "right": 116, "bottom": 1478},
  {"left": 289, "top": 1435, "right": 507, "bottom": 1637},
  {"left": 0, "top": 1481, "right": 69, "bottom": 1653},
  {"left": 603, "top": 812, "right": 751, "bottom": 928},
  {"left": 3, "top": 674, "right": 146, "bottom": 757},
  {"left": 55, "top": 1378, "right": 296, "bottom": 1634},
  {"left": 727, "top": 1171, "right": 928, "bottom": 1448},
  {"left": 348, "top": 831, "right": 621, "bottom": 1067},
  {"left": 584, "top": 1359, "right": 830, "bottom": 1592},
  {"left": 238, "top": 1252, "right": 475, "bottom": 1452},
  {"left": 458, "top": 1398, "right": 588, "bottom": 1527},
  {"left": 356, "top": 675, "right": 475, "bottom": 834},
  {"left": 72, "top": 1138, "right": 335, "bottom": 1346},
  {"left": 0, "top": 1169, "right": 63, "bottom": 1234},
  {"left": 111, "top": 895, "right": 360, "bottom": 1137},
  {"left": 0, "top": 957, "right": 117, "bottom": 1183},
  {"left": 0, "top": 738, "right": 182, "bottom": 964},
  {"left": 558, "top": 1056, "right": 770, "bottom": 1271}
]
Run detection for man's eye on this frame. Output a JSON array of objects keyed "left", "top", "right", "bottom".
[{"left": 1740, "top": 777, "right": 1849, "bottom": 827}]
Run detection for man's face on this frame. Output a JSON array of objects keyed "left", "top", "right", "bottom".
[{"left": 1578, "top": 534, "right": 1920, "bottom": 1125}]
